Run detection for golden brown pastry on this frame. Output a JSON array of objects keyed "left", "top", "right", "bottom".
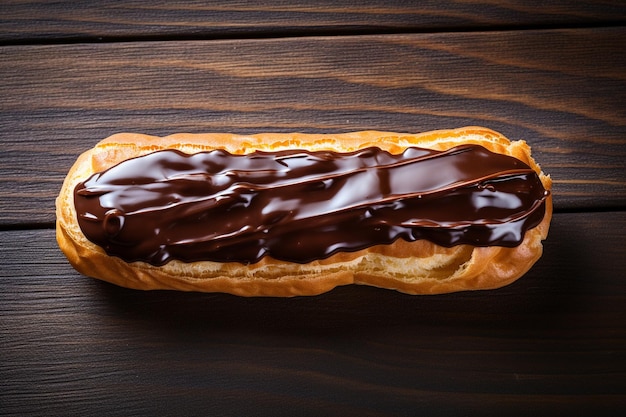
[{"left": 56, "top": 127, "right": 552, "bottom": 296}]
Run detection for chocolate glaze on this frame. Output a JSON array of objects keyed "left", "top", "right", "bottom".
[{"left": 74, "top": 144, "right": 548, "bottom": 265}]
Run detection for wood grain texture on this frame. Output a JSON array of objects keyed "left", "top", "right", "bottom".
[
  {"left": 2, "top": 0, "right": 625, "bottom": 44},
  {"left": 1, "top": 28, "right": 625, "bottom": 226},
  {"left": 1, "top": 212, "right": 625, "bottom": 416}
]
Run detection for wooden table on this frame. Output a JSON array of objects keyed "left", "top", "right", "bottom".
[{"left": 2, "top": 2, "right": 625, "bottom": 415}]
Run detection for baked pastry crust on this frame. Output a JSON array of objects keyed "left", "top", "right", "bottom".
[{"left": 56, "top": 127, "right": 552, "bottom": 296}]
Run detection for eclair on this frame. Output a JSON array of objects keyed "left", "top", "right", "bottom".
[{"left": 56, "top": 127, "right": 552, "bottom": 296}]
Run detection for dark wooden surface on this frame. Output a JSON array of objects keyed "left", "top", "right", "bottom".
[
  {"left": 2, "top": 1, "right": 626, "bottom": 44},
  {"left": 1, "top": 2, "right": 625, "bottom": 416}
]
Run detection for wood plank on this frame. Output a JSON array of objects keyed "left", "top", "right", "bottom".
[
  {"left": 1, "top": 212, "right": 625, "bottom": 415},
  {"left": 1, "top": 0, "right": 625, "bottom": 44},
  {"left": 1, "top": 28, "right": 625, "bottom": 226}
]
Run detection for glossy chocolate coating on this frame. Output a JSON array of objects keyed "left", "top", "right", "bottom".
[{"left": 74, "top": 145, "right": 548, "bottom": 265}]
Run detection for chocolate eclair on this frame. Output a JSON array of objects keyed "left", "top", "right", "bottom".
[{"left": 57, "top": 127, "right": 552, "bottom": 296}]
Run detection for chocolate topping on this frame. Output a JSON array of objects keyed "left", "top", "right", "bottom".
[{"left": 74, "top": 144, "right": 548, "bottom": 265}]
